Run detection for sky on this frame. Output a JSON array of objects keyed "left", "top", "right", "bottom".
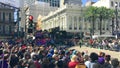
[{"left": 82, "top": 0, "right": 98, "bottom": 6}]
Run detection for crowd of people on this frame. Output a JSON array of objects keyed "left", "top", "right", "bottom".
[
  {"left": 0, "top": 30, "right": 120, "bottom": 68},
  {"left": 0, "top": 40, "right": 120, "bottom": 68},
  {"left": 83, "top": 38, "right": 120, "bottom": 51}
]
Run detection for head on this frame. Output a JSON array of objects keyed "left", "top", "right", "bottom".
[
  {"left": 52, "top": 54, "right": 59, "bottom": 61},
  {"left": 71, "top": 55, "right": 78, "bottom": 62},
  {"left": 99, "top": 52, "right": 105, "bottom": 57},
  {"left": 90, "top": 52, "right": 98, "bottom": 62},
  {"left": 105, "top": 55, "right": 111, "bottom": 62},
  {"left": 24, "top": 52, "right": 31, "bottom": 59},
  {"left": 111, "top": 58, "right": 119, "bottom": 67},
  {"left": 84, "top": 55, "right": 89, "bottom": 61}
]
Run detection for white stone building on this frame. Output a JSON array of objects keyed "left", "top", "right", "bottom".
[
  {"left": 0, "top": 0, "right": 19, "bottom": 7},
  {"left": 41, "top": 4, "right": 89, "bottom": 33},
  {"left": 41, "top": 0, "right": 120, "bottom": 36}
]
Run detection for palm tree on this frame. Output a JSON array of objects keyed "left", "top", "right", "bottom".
[
  {"left": 84, "top": 6, "right": 98, "bottom": 35},
  {"left": 97, "top": 7, "right": 114, "bottom": 35},
  {"left": 84, "top": 6, "right": 114, "bottom": 35}
]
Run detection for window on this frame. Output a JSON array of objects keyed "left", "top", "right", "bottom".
[
  {"left": 111, "top": 1, "right": 114, "bottom": 7},
  {"left": 69, "top": 16, "right": 72, "bottom": 30},
  {"left": 79, "top": 17, "right": 82, "bottom": 29},
  {"left": 3, "top": 12, "right": 5, "bottom": 22},
  {"left": 74, "top": 16, "right": 77, "bottom": 30},
  {"left": 5, "top": 25, "right": 9, "bottom": 34},
  {"left": 9, "top": 13, "right": 11, "bottom": 22}
]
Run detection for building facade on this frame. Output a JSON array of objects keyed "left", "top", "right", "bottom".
[
  {"left": 92, "top": 0, "right": 120, "bottom": 35},
  {"left": 41, "top": 4, "right": 87, "bottom": 33},
  {"left": 0, "top": 0, "right": 19, "bottom": 7},
  {"left": 0, "top": 3, "right": 15, "bottom": 39},
  {"left": 37, "top": 0, "right": 60, "bottom": 7},
  {"left": 41, "top": 0, "right": 119, "bottom": 36}
]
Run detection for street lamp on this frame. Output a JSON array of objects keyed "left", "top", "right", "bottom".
[{"left": 115, "top": 2, "right": 118, "bottom": 38}]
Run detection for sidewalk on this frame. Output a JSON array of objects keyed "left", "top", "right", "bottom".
[{"left": 69, "top": 46, "right": 120, "bottom": 61}]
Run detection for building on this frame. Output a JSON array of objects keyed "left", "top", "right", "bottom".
[
  {"left": 0, "top": 2, "right": 16, "bottom": 39},
  {"left": 92, "top": 0, "right": 120, "bottom": 35},
  {"left": 19, "top": 0, "right": 61, "bottom": 39},
  {"left": 85, "top": 0, "right": 96, "bottom": 7},
  {"left": 41, "top": 0, "right": 120, "bottom": 37},
  {"left": 0, "top": 0, "right": 19, "bottom": 7},
  {"left": 60, "top": 0, "right": 82, "bottom": 7},
  {"left": 19, "top": 1, "right": 58, "bottom": 31},
  {"left": 41, "top": 1, "right": 85, "bottom": 34},
  {"left": 37, "top": 0, "right": 60, "bottom": 7},
  {"left": 92, "top": 0, "right": 120, "bottom": 9}
]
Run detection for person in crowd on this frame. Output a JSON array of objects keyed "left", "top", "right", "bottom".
[
  {"left": 103, "top": 55, "right": 111, "bottom": 68},
  {"left": 0, "top": 54, "right": 9, "bottom": 68},
  {"left": 79, "top": 39, "right": 82, "bottom": 48},
  {"left": 10, "top": 54, "right": 19, "bottom": 68},
  {"left": 111, "top": 58, "right": 120, "bottom": 68},
  {"left": 75, "top": 51, "right": 86, "bottom": 68},
  {"left": 68, "top": 55, "right": 79, "bottom": 68},
  {"left": 32, "top": 54, "right": 41, "bottom": 68},
  {"left": 86, "top": 52, "right": 100, "bottom": 68},
  {"left": 98, "top": 52, "right": 105, "bottom": 65},
  {"left": 41, "top": 58, "right": 50, "bottom": 68}
]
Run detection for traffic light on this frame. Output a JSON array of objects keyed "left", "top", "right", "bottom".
[
  {"left": 28, "top": 15, "right": 34, "bottom": 33},
  {"left": 28, "top": 15, "right": 33, "bottom": 28}
]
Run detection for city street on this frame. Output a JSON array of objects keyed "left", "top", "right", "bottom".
[{"left": 69, "top": 46, "right": 120, "bottom": 61}]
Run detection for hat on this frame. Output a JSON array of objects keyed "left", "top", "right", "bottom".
[{"left": 71, "top": 55, "right": 78, "bottom": 62}]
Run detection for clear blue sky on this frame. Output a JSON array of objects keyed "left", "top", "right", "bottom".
[{"left": 82, "top": 0, "right": 98, "bottom": 6}]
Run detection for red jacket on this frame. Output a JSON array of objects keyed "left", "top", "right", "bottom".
[{"left": 68, "top": 61, "right": 79, "bottom": 68}]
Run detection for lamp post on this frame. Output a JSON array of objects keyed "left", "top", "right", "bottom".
[{"left": 115, "top": 2, "right": 118, "bottom": 38}]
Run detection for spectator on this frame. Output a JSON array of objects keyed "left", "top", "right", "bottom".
[
  {"left": 86, "top": 52, "right": 99, "bottom": 68},
  {"left": 68, "top": 55, "right": 79, "bottom": 68},
  {"left": 111, "top": 58, "right": 119, "bottom": 68},
  {"left": 0, "top": 54, "right": 9, "bottom": 68},
  {"left": 103, "top": 55, "right": 111, "bottom": 68}
]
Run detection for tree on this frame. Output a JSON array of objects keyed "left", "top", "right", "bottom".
[
  {"left": 84, "top": 6, "right": 114, "bottom": 35},
  {"left": 84, "top": 6, "right": 98, "bottom": 35},
  {"left": 96, "top": 7, "right": 114, "bottom": 35}
]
